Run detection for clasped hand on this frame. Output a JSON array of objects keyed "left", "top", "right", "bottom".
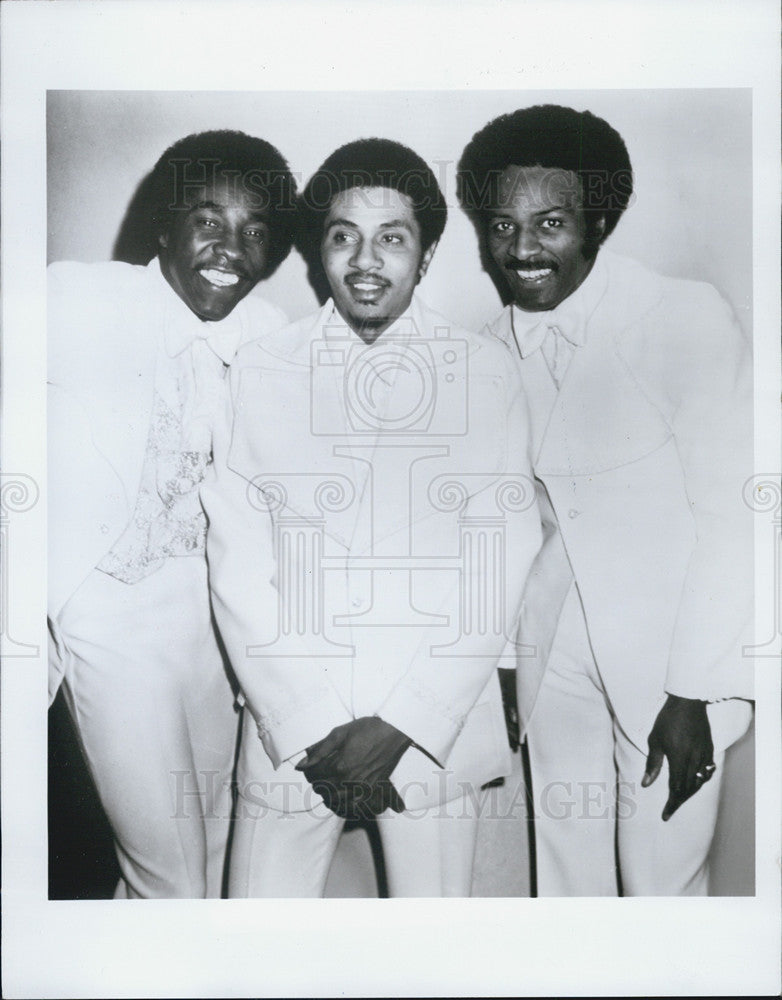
[
  {"left": 295, "top": 716, "right": 412, "bottom": 819},
  {"left": 643, "top": 694, "right": 715, "bottom": 821}
]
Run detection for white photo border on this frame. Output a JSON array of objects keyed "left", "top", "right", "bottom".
[{"left": 2, "top": 2, "right": 780, "bottom": 997}]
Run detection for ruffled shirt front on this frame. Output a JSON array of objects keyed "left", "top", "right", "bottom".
[{"left": 97, "top": 263, "right": 244, "bottom": 585}]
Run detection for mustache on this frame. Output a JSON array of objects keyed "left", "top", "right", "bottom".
[
  {"left": 345, "top": 271, "right": 391, "bottom": 287},
  {"left": 504, "top": 257, "right": 559, "bottom": 272}
]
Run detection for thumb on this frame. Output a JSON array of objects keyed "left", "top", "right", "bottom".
[
  {"left": 642, "top": 746, "right": 664, "bottom": 788},
  {"left": 387, "top": 781, "right": 407, "bottom": 814}
]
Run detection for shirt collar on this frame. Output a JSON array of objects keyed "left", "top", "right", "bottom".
[
  {"left": 510, "top": 253, "right": 608, "bottom": 358},
  {"left": 148, "top": 257, "right": 245, "bottom": 365},
  {"left": 321, "top": 296, "right": 420, "bottom": 352}
]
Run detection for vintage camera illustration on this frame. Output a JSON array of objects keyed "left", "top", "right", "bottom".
[
  {"left": 309, "top": 316, "right": 469, "bottom": 436},
  {"left": 245, "top": 315, "right": 535, "bottom": 659}
]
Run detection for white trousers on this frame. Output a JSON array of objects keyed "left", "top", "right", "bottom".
[
  {"left": 229, "top": 716, "right": 480, "bottom": 898},
  {"left": 57, "top": 559, "right": 237, "bottom": 898},
  {"left": 525, "top": 585, "right": 727, "bottom": 896}
]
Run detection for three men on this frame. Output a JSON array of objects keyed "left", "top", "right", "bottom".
[
  {"left": 458, "top": 104, "right": 754, "bottom": 895},
  {"left": 49, "top": 109, "right": 753, "bottom": 900},
  {"left": 48, "top": 130, "right": 296, "bottom": 897},
  {"left": 202, "top": 138, "right": 541, "bottom": 896}
]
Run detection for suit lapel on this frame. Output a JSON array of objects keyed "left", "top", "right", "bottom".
[
  {"left": 534, "top": 254, "right": 667, "bottom": 476},
  {"left": 230, "top": 303, "right": 368, "bottom": 550},
  {"left": 85, "top": 265, "right": 161, "bottom": 508}
]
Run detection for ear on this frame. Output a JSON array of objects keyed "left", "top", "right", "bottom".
[
  {"left": 594, "top": 214, "right": 607, "bottom": 243},
  {"left": 418, "top": 240, "right": 438, "bottom": 281},
  {"left": 158, "top": 232, "right": 169, "bottom": 251}
]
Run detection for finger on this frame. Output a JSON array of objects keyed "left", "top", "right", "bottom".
[
  {"left": 302, "top": 736, "right": 341, "bottom": 769},
  {"left": 367, "top": 780, "right": 407, "bottom": 816},
  {"left": 686, "top": 760, "right": 716, "bottom": 803},
  {"left": 662, "top": 794, "right": 682, "bottom": 822},
  {"left": 685, "top": 742, "right": 719, "bottom": 801},
  {"left": 664, "top": 775, "right": 706, "bottom": 820},
  {"left": 661, "top": 748, "right": 691, "bottom": 821},
  {"left": 663, "top": 757, "right": 702, "bottom": 821},
  {"left": 343, "top": 780, "right": 377, "bottom": 820},
  {"left": 300, "top": 748, "right": 344, "bottom": 780},
  {"left": 311, "top": 779, "right": 348, "bottom": 816},
  {"left": 642, "top": 747, "right": 664, "bottom": 788},
  {"left": 387, "top": 781, "right": 406, "bottom": 814}
]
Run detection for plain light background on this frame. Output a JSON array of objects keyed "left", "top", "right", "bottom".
[
  {"left": 47, "top": 88, "right": 752, "bottom": 336},
  {"left": 4, "top": 2, "right": 779, "bottom": 998}
]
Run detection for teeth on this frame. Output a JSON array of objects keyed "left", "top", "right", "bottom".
[
  {"left": 516, "top": 268, "right": 553, "bottom": 281},
  {"left": 352, "top": 282, "right": 383, "bottom": 291},
  {"left": 200, "top": 269, "right": 240, "bottom": 287}
]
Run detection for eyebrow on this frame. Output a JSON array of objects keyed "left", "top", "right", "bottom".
[
  {"left": 191, "top": 200, "right": 269, "bottom": 221},
  {"left": 325, "top": 217, "right": 415, "bottom": 231},
  {"left": 490, "top": 205, "right": 577, "bottom": 218}
]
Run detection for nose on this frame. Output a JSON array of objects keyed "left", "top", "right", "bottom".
[
  {"left": 512, "top": 225, "right": 541, "bottom": 260},
  {"left": 349, "top": 237, "right": 381, "bottom": 272},
  {"left": 214, "top": 227, "right": 245, "bottom": 262}
]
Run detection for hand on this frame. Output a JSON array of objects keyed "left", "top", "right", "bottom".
[
  {"left": 295, "top": 716, "right": 412, "bottom": 818},
  {"left": 642, "top": 694, "right": 715, "bottom": 821}
]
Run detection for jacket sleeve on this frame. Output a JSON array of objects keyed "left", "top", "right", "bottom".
[
  {"left": 376, "top": 341, "right": 542, "bottom": 764},
  {"left": 642, "top": 285, "right": 754, "bottom": 701},
  {"left": 201, "top": 365, "right": 352, "bottom": 768}
]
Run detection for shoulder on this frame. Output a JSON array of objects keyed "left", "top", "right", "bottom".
[
  {"left": 238, "top": 290, "right": 289, "bottom": 345},
  {"left": 232, "top": 307, "right": 321, "bottom": 372},
  {"left": 602, "top": 253, "right": 749, "bottom": 397},
  {"left": 48, "top": 260, "right": 154, "bottom": 336},
  {"left": 48, "top": 259, "right": 148, "bottom": 299},
  {"left": 48, "top": 260, "right": 158, "bottom": 378},
  {"left": 415, "top": 298, "right": 519, "bottom": 380},
  {"left": 602, "top": 251, "right": 738, "bottom": 340}
]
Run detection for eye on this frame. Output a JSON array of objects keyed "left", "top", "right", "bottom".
[
  {"left": 329, "top": 230, "right": 357, "bottom": 245},
  {"left": 540, "top": 218, "right": 564, "bottom": 229},
  {"left": 381, "top": 232, "right": 404, "bottom": 245},
  {"left": 197, "top": 217, "right": 219, "bottom": 229},
  {"left": 490, "top": 220, "right": 515, "bottom": 236},
  {"left": 244, "top": 227, "right": 267, "bottom": 243}
]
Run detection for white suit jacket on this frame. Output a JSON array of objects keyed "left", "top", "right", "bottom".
[
  {"left": 202, "top": 296, "right": 542, "bottom": 810},
  {"left": 488, "top": 251, "right": 754, "bottom": 754},
  {"left": 47, "top": 258, "right": 286, "bottom": 703}
]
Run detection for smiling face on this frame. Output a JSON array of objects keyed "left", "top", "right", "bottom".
[
  {"left": 486, "top": 164, "right": 605, "bottom": 313},
  {"left": 158, "top": 176, "right": 271, "bottom": 321},
  {"left": 320, "top": 186, "right": 436, "bottom": 342}
]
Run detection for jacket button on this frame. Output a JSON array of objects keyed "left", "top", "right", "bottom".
[
  {"left": 100, "top": 523, "right": 110, "bottom": 534},
  {"left": 568, "top": 509, "right": 580, "bottom": 519}
]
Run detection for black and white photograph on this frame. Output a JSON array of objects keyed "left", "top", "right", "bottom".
[{"left": 2, "top": 2, "right": 780, "bottom": 997}]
